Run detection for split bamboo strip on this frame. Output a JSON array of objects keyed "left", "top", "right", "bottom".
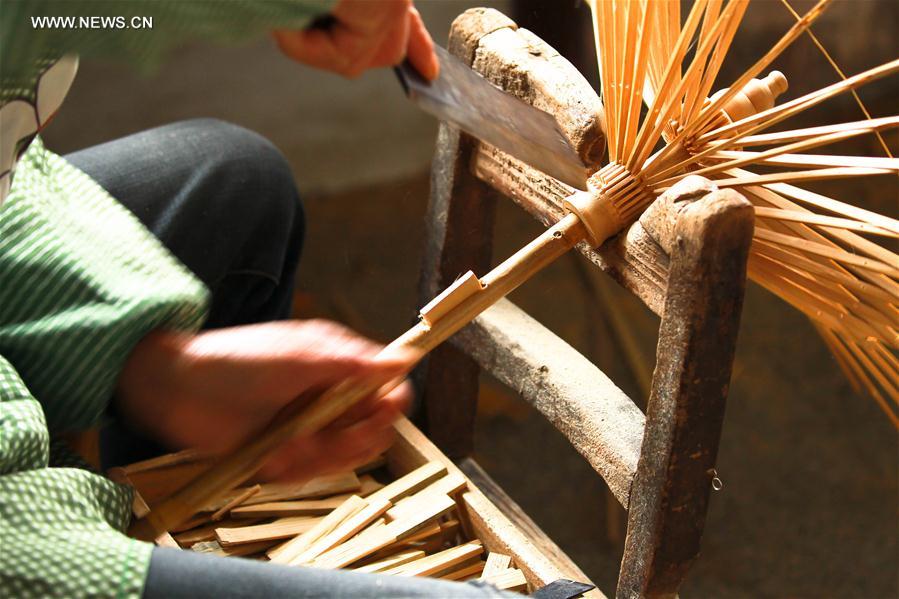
[
  {"left": 310, "top": 494, "right": 457, "bottom": 569},
  {"left": 192, "top": 539, "right": 276, "bottom": 558},
  {"left": 779, "top": 0, "right": 893, "bottom": 157},
  {"left": 382, "top": 541, "right": 483, "bottom": 577},
  {"left": 287, "top": 497, "right": 392, "bottom": 565},
  {"left": 354, "top": 550, "right": 427, "bottom": 574},
  {"left": 481, "top": 552, "right": 513, "bottom": 578},
  {"left": 215, "top": 515, "right": 323, "bottom": 547},
  {"left": 231, "top": 476, "right": 383, "bottom": 519},
  {"left": 267, "top": 495, "right": 368, "bottom": 563},
  {"left": 211, "top": 484, "right": 261, "bottom": 521},
  {"left": 198, "top": 471, "right": 361, "bottom": 513},
  {"left": 483, "top": 568, "right": 529, "bottom": 592},
  {"left": 440, "top": 561, "right": 487, "bottom": 581}
]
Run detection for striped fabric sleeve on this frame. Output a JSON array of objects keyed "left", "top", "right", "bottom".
[
  {"left": 1, "top": 0, "right": 335, "bottom": 88},
  {"left": 0, "top": 353, "right": 152, "bottom": 598},
  {"left": 0, "top": 137, "right": 210, "bottom": 433}
]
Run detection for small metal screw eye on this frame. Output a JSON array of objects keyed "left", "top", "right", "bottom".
[
  {"left": 553, "top": 231, "right": 563, "bottom": 239},
  {"left": 711, "top": 469, "right": 724, "bottom": 491}
]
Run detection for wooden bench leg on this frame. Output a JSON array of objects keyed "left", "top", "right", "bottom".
[
  {"left": 617, "top": 187, "right": 754, "bottom": 598},
  {"left": 416, "top": 122, "right": 498, "bottom": 458}
]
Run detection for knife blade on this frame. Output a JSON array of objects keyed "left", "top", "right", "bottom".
[{"left": 396, "top": 45, "right": 589, "bottom": 190}]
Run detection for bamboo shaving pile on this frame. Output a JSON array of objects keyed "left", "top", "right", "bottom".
[
  {"left": 585, "top": 0, "right": 898, "bottom": 425},
  {"left": 113, "top": 451, "right": 529, "bottom": 593}
]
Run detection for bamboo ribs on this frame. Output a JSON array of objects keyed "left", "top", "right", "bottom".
[{"left": 120, "top": 453, "right": 533, "bottom": 592}]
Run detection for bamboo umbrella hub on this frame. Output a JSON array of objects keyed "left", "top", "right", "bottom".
[{"left": 563, "top": 162, "right": 654, "bottom": 247}]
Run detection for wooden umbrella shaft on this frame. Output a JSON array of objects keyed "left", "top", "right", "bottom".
[{"left": 135, "top": 212, "right": 587, "bottom": 537}]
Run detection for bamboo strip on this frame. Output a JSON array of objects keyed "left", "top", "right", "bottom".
[
  {"left": 439, "top": 561, "right": 487, "bottom": 581},
  {"left": 267, "top": 495, "right": 368, "bottom": 563},
  {"left": 483, "top": 568, "right": 529, "bottom": 592},
  {"left": 707, "top": 166, "right": 893, "bottom": 189},
  {"left": 231, "top": 476, "right": 384, "bottom": 519},
  {"left": 198, "top": 471, "right": 361, "bottom": 513},
  {"left": 698, "top": 58, "right": 899, "bottom": 145},
  {"left": 310, "top": 494, "right": 457, "bottom": 569},
  {"left": 215, "top": 515, "right": 323, "bottom": 547},
  {"left": 753, "top": 207, "right": 898, "bottom": 238},
  {"left": 708, "top": 150, "right": 899, "bottom": 172},
  {"left": 780, "top": 0, "right": 893, "bottom": 158},
  {"left": 733, "top": 116, "right": 899, "bottom": 147},
  {"left": 481, "top": 552, "right": 513, "bottom": 578},
  {"left": 211, "top": 484, "right": 261, "bottom": 521},
  {"left": 287, "top": 497, "right": 392, "bottom": 565},
  {"left": 382, "top": 541, "right": 483, "bottom": 577},
  {"left": 354, "top": 550, "right": 426, "bottom": 574}
]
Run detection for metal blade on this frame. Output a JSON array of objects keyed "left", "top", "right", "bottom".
[{"left": 396, "top": 45, "right": 589, "bottom": 190}]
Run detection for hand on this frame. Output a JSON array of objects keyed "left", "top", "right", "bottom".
[
  {"left": 274, "top": 0, "right": 439, "bottom": 80},
  {"left": 116, "top": 320, "right": 416, "bottom": 482}
]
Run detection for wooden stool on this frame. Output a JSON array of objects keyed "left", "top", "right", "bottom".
[{"left": 416, "top": 9, "right": 753, "bottom": 598}]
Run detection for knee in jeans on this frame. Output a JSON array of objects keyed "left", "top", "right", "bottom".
[{"left": 181, "top": 119, "right": 303, "bottom": 247}]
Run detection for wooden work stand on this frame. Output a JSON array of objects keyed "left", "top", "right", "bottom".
[{"left": 416, "top": 9, "right": 753, "bottom": 598}]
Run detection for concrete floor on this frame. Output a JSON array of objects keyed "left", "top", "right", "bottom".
[{"left": 43, "top": 1, "right": 897, "bottom": 596}]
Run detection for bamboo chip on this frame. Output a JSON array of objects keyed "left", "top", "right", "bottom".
[
  {"left": 173, "top": 518, "right": 262, "bottom": 546},
  {"left": 749, "top": 250, "right": 896, "bottom": 336},
  {"left": 483, "top": 568, "right": 529, "bottom": 592},
  {"left": 354, "top": 550, "right": 426, "bottom": 574},
  {"left": 231, "top": 474, "right": 384, "bottom": 518},
  {"left": 369, "top": 519, "right": 460, "bottom": 559},
  {"left": 267, "top": 495, "right": 368, "bottom": 563},
  {"left": 199, "top": 471, "right": 361, "bottom": 513},
  {"left": 385, "top": 474, "right": 467, "bottom": 522},
  {"left": 122, "top": 449, "right": 203, "bottom": 475},
  {"left": 382, "top": 541, "right": 483, "bottom": 577},
  {"left": 751, "top": 222, "right": 899, "bottom": 278},
  {"left": 155, "top": 531, "right": 180, "bottom": 548},
  {"left": 287, "top": 497, "right": 392, "bottom": 566},
  {"left": 481, "top": 552, "right": 513, "bottom": 579},
  {"left": 731, "top": 171, "right": 899, "bottom": 263},
  {"left": 215, "top": 515, "right": 323, "bottom": 547},
  {"left": 232, "top": 476, "right": 384, "bottom": 519},
  {"left": 107, "top": 468, "right": 151, "bottom": 519},
  {"left": 310, "top": 494, "right": 457, "bottom": 569},
  {"left": 365, "top": 462, "right": 447, "bottom": 505},
  {"left": 192, "top": 539, "right": 276, "bottom": 558},
  {"left": 751, "top": 238, "right": 896, "bottom": 304},
  {"left": 211, "top": 484, "right": 261, "bottom": 521},
  {"left": 439, "top": 561, "right": 486, "bottom": 581}
]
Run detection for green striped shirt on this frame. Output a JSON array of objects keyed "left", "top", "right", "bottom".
[{"left": 1, "top": 2, "right": 333, "bottom": 596}]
